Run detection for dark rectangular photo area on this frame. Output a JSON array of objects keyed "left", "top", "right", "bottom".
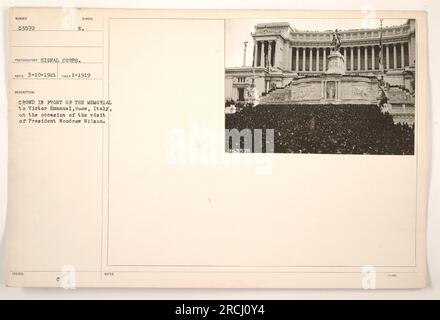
[{"left": 224, "top": 19, "right": 416, "bottom": 155}]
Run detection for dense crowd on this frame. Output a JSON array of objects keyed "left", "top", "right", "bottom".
[{"left": 225, "top": 104, "right": 414, "bottom": 155}]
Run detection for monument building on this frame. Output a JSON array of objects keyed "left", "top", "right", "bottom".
[{"left": 225, "top": 20, "right": 416, "bottom": 124}]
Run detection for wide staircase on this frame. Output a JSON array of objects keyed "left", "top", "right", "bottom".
[{"left": 261, "top": 86, "right": 292, "bottom": 103}]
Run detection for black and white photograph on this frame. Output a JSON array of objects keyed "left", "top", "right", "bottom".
[{"left": 225, "top": 19, "right": 416, "bottom": 154}]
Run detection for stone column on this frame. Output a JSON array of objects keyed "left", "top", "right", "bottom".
[
  {"left": 253, "top": 40, "right": 258, "bottom": 67},
  {"left": 258, "top": 42, "right": 261, "bottom": 67},
  {"left": 302, "top": 47, "right": 306, "bottom": 71},
  {"left": 357, "top": 46, "right": 361, "bottom": 70},
  {"left": 364, "top": 46, "right": 368, "bottom": 70},
  {"left": 258, "top": 41, "right": 262, "bottom": 67},
  {"left": 371, "top": 46, "right": 375, "bottom": 70},
  {"left": 316, "top": 47, "right": 320, "bottom": 71},
  {"left": 401, "top": 42, "right": 405, "bottom": 68},
  {"left": 323, "top": 48, "right": 327, "bottom": 71},
  {"left": 309, "top": 48, "right": 313, "bottom": 71},
  {"left": 262, "top": 41, "right": 267, "bottom": 67},
  {"left": 386, "top": 44, "right": 390, "bottom": 70},
  {"left": 393, "top": 43, "right": 397, "bottom": 69},
  {"left": 295, "top": 47, "right": 299, "bottom": 71},
  {"left": 350, "top": 47, "right": 354, "bottom": 71},
  {"left": 257, "top": 41, "right": 261, "bottom": 67},
  {"left": 267, "top": 41, "right": 272, "bottom": 67}
]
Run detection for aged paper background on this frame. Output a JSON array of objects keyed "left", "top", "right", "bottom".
[
  {"left": 0, "top": 1, "right": 437, "bottom": 296},
  {"left": 5, "top": 8, "right": 427, "bottom": 288}
]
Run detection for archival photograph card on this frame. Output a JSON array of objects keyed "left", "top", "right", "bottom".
[{"left": 6, "top": 8, "right": 428, "bottom": 288}]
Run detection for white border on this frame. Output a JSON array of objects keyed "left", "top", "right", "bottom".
[{"left": 0, "top": 0, "right": 439, "bottom": 299}]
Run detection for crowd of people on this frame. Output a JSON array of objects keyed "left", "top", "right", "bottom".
[{"left": 225, "top": 104, "right": 414, "bottom": 155}]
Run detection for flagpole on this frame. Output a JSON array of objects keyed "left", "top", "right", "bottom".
[
  {"left": 379, "top": 19, "right": 384, "bottom": 76},
  {"left": 251, "top": 33, "right": 256, "bottom": 82},
  {"left": 242, "top": 41, "right": 248, "bottom": 67}
]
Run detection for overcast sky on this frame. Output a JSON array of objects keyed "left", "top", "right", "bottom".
[{"left": 225, "top": 18, "right": 408, "bottom": 67}]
